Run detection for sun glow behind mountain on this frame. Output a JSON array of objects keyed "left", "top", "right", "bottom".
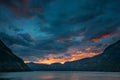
[
  {"left": 34, "top": 52, "right": 98, "bottom": 64},
  {"left": 24, "top": 47, "right": 101, "bottom": 64},
  {"left": 0, "top": 0, "right": 120, "bottom": 66}
]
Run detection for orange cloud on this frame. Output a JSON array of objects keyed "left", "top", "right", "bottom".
[
  {"left": 85, "top": 47, "right": 91, "bottom": 51},
  {"left": 33, "top": 51, "right": 99, "bottom": 65},
  {"left": 24, "top": 60, "right": 31, "bottom": 63},
  {"left": 24, "top": 46, "right": 104, "bottom": 65},
  {"left": 92, "top": 33, "right": 114, "bottom": 42},
  {"left": 30, "top": 45, "right": 105, "bottom": 64},
  {"left": 56, "top": 32, "right": 84, "bottom": 42},
  {"left": 56, "top": 36, "right": 74, "bottom": 42}
]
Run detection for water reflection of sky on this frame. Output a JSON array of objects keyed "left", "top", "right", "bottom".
[{"left": 0, "top": 72, "right": 120, "bottom": 80}]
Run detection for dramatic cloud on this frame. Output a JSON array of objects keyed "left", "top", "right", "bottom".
[
  {"left": 0, "top": 0, "right": 120, "bottom": 64},
  {"left": 92, "top": 33, "right": 114, "bottom": 42}
]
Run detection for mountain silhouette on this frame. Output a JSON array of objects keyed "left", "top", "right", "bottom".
[
  {"left": 0, "top": 40, "right": 31, "bottom": 72},
  {"left": 28, "top": 40, "right": 120, "bottom": 72}
]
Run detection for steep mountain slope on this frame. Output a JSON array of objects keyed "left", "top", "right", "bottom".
[
  {"left": 0, "top": 40, "right": 31, "bottom": 72},
  {"left": 28, "top": 40, "right": 120, "bottom": 72}
]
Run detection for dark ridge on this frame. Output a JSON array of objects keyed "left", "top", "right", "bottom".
[
  {"left": 28, "top": 40, "right": 120, "bottom": 72},
  {"left": 0, "top": 40, "right": 31, "bottom": 72}
]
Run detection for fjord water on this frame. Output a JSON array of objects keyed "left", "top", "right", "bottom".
[{"left": 0, "top": 71, "right": 120, "bottom": 80}]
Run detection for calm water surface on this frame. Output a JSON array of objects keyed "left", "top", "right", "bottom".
[{"left": 0, "top": 71, "right": 120, "bottom": 80}]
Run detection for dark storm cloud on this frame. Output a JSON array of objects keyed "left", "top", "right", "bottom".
[
  {"left": 84, "top": 13, "right": 120, "bottom": 40},
  {"left": 39, "top": 0, "right": 120, "bottom": 41},
  {"left": 18, "top": 33, "right": 35, "bottom": 42},
  {"left": 9, "top": 26, "right": 22, "bottom": 32},
  {"left": 0, "top": 32, "right": 30, "bottom": 46},
  {"left": 0, "top": 0, "right": 120, "bottom": 61},
  {"left": 0, "top": 0, "right": 55, "bottom": 18}
]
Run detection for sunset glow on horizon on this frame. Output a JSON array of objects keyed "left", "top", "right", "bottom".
[
  {"left": 0, "top": 0, "right": 120, "bottom": 66},
  {"left": 24, "top": 46, "right": 104, "bottom": 64},
  {"left": 24, "top": 49, "right": 100, "bottom": 64}
]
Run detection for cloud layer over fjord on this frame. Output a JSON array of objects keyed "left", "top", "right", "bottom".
[{"left": 0, "top": 0, "right": 120, "bottom": 63}]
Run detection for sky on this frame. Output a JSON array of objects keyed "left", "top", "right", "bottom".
[{"left": 0, "top": 0, "right": 120, "bottom": 64}]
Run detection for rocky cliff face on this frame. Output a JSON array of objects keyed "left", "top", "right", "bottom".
[
  {"left": 28, "top": 40, "right": 120, "bottom": 72},
  {"left": 0, "top": 40, "right": 31, "bottom": 72}
]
